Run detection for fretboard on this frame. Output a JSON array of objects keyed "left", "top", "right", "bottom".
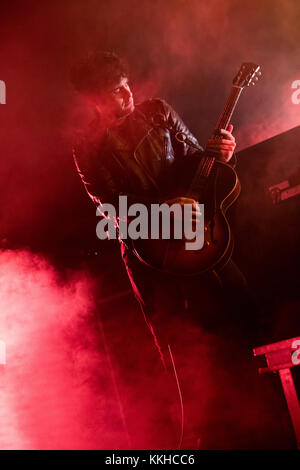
[{"left": 187, "top": 85, "right": 243, "bottom": 199}]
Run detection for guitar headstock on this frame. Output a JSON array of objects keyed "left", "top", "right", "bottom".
[{"left": 233, "top": 62, "right": 261, "bottom": 88}]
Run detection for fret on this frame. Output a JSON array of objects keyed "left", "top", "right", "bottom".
[
  {"left": 185, "top": 63, "right": 260, "bottom": 199},
  {"left": 215, "top": 87, "right": 242, "bottom": 131},
  {"left": 188, "top": 86, "right": 241, "bottom": 196}
]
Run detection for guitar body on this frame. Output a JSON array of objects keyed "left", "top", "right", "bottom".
[{"left": 131, "top": 161, "right": 241, "bottom": 276}]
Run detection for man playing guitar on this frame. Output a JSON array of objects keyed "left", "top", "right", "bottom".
[{"left": 71, "top": 51, "right": 260, "bottom": 448}]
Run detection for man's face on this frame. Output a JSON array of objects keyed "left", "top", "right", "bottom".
[{"left": 98, "top": 76, "right": 135, "bottom": 119}]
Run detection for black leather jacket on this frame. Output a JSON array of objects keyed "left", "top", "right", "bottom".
[{"left": 73, "top": 98, "right": 205, "bottom": 212}]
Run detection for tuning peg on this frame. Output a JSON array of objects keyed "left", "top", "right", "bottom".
[{"left": 255, "top": 76, "right": 259, "bottom": 80}]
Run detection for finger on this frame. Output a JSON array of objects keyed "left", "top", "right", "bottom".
[
  {"left": 219, "top": 128, "right": 235, "bottom": 141},
  {"left": 208, "top": 138, "right": 235, "bottom": 146},
  {"left": 191, "top": 209, "right": 203, "bottom": 217},
  {"left": 179, "top": 198, "right": 198, "bottom": 206},
  {"left": 191, "top": 212, "right": 202, "bottom": 219},
  {"left": 206, "top": 140, "right": 236, "bottom": 148},
  {"left": 207, "top": 139, "right": 236, "bottom": 146},
  {"left": 165, "top": 197, "right": 197, "bottom": 205},
  {"left": 190, "top": 219, "right": 202, "bottom": 226},
  {"left": 184, "top": 206, "right": 202, "bottom": 215},
  {"left": 207, "top": 144, "right": 236, "bottom": 152},
  {"left": 227, "top": 124, "right": 233, "bottom": 133},
  {"left": 184, "top": 208, "right": 202, "bottom": 216},
  {"left": 179, "top": 197, "right": 197, "bottom": 203}
]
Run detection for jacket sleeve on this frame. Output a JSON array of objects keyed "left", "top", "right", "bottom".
[
  {"left": 72, "top": 131, "right": 120, "bottom": 209},
  {"left": 159, "top": 99, "right": 204, "bottom": 159},
  {"left": 73, "top": 135, "right": 160, "bottom": 225},
  {"left": 158, "top": 99, "right": 237, "bottom": 168}
]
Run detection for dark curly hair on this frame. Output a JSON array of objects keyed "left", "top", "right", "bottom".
[{"left": 70, "top": 51, "right": 129, "bottom": 96}]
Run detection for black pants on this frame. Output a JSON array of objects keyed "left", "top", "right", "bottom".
[
  {"left": 121, "top": 242, "right": 261, "bottom": 356},
  {"left": 121, "top": 242, "right": 264, "bottom": 448}
]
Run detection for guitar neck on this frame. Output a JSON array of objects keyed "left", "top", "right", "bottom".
[
  {"left": 215, "top": 85, "right": 243, "bottom": 133},
  {"left": 187, "top": 85, "right": 243, "bottom": 198}
]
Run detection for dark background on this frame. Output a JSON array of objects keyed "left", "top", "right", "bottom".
[{"left": 0, "top": 0, "right": 300, "bottom": 450}]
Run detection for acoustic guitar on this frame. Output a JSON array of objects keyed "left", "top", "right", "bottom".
[{"left": 131, "top": 63, "right": 261, "bottom": 276}]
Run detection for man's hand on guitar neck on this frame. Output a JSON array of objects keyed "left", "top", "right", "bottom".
[{"left": 206, "top": 124, "right": 236, "bottom": 163}]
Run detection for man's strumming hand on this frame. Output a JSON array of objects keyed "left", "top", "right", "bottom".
[{"left": 164, "top": 197, "right": 202, "bottom": 224}]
